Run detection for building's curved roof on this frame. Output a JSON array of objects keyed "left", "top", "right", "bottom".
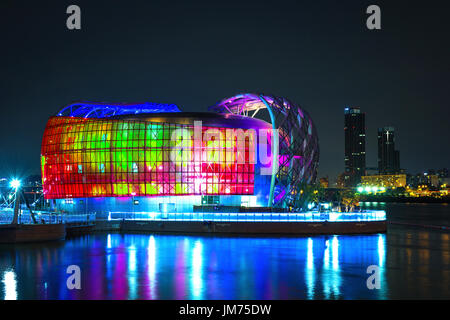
[
  {"left": 57, "top": 101, "right": 181, "bottom": 118},
  {"left": 209, "top": 93, "right": 293, "bottom": 115}
]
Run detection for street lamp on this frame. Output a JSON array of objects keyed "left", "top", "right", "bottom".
[
  {"left": 10, "top": 179, "right": 21, "bottom": 190},
  {"left": 10, "top": 179, "right": 22, "bottom": 225}
]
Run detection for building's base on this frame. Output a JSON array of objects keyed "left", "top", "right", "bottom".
[
  {"left": 120, "top": 219, "right": 387, "bottom": 235},
  {"left": 65, "top": 224, "right": 96, "bottom": 236},
  {"left": 93, "top": 220, "right": 122, "bottom": 232},
  {"left": 0, "top": 224, "right": 66, "bottom": 243}
]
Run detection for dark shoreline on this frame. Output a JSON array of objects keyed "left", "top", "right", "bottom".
[{"left": 360, "top": 196, "right": 450, "bottom": 204}]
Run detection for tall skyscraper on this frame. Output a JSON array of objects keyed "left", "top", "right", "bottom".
[
  {"left": 378, "top": 126, "right": 400, "bottom": 174},
  {"left": 344, "top": 107, "right": 366, "bottom": 186}
]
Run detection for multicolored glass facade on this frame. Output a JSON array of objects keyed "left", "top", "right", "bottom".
[
  {"left": 42, "top": 95, "right": 319, "bottom": 214},
  {"left": 41, "top": 116, "right": 256, "bottom": 199}
]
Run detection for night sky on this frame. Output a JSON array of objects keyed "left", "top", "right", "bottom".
[{"left": 1, "top": 0, "right": 449, "bottom": 182}]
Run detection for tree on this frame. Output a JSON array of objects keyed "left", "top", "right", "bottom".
[
  {"left": 295, "top": 182, "right": 325, "bottom": 211},
  {"left": 336, "top": 189, "right": 360, "bottom": 212}
]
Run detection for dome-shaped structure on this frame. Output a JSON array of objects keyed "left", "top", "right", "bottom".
[{"left": 210, "top": 93, "right": 319, "bottom": 209}]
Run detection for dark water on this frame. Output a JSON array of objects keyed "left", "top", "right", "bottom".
[{"left": 0, "top": 203, "right": 449, "bottom": 300}]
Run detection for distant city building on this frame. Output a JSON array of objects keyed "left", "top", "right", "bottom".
[
  {"left": 336, "top": 172, "right": 349, "bottom": 188},
  {"left": 361, "top": 174, "right": 407, "bottom": 189},
  {"left": 377, "top": 126, "right": 401, "bottom": 174},
  {"left": 437, "top": 168, "right": 449, "bottom": 179},
  {"left": 344, "top": 107, "right": 366, "bottom": 186},
  {"left": 319, "top": 177, "right": 329, "bottom": 188},
  {"left": 407, "top": 173, "right": 423, "bottom": 188},
  {"left": 427, "top": 174, "right": 440, "bottom": 188},
  {"left": 24, "top": 174, "right": 42, "bottom": 187},
  {"left": 441, "top": 177, "right": 450, "bottom": 187},
  {"left": 408, "top": 169, "right": 449, "bottom": 188}
]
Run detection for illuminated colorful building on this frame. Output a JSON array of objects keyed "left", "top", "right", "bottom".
[{"left": 41, "top": 94, "right": 320, "bottom": 218}]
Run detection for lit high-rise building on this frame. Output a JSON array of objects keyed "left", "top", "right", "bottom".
[
  {"left": 344, "top": 107, "right": 366, "bottom": 186},
  {"left": 378, "top": 126, "right": 400, "bottom": 174}
]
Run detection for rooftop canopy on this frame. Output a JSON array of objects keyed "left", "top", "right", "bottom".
[
  {"left": 209, "top": 93, "right": 293, "bottom": 117},
  {"left": 56, "top": 102, "right": 181, "bottom": 118}
]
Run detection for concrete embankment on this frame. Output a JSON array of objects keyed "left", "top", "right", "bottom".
[
  {"left": 65, "top": 220, "right": 121, "bottom": 236},
  {"left": 92, "top": 220, "right": 122, "bottom": 232},
  {"left": 64, "top": 219, "right": 387, "bottom": 236},
  {"left": 120, "top": 219, "right": 387, "bottom": 235}
]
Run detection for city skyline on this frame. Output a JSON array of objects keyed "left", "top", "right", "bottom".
[{"left": 0, "top": 1, "right": 449, "bottom": 182}]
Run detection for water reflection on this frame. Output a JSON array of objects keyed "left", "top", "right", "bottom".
[
  {"left": 147, "top": 236, "right": 157, "bottom": 299},
  {"left": 1, "top": 204, "right": 450, "bottom": 300},
  {"left": 378, "top": 234, "right": 385, "bottom": 268},
  {"left": 190, "top": 240, "right": 204, "bottom": 299},
  {"left": 2, "top": 271, "right": 17, "bottom": 300},
  {"left": 0, "top": 233, "right": 393, "bottom": 299},
  {"left": 322, "top": 236, "right": 341, "bottom": 299},
  {"left": 128, "top": 243, "right": 137, "bottom": 299},
  {"left": 305, "top": 238, "right": 315, "bottom": 299}
]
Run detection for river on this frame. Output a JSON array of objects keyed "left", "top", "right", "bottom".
[{"left": 0, "top": 203, "right": 449, "bottom": 299}]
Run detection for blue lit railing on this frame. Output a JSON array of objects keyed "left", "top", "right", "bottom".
[
  {"left": 0, "top": 208, "right": 14, "bottom": 224},
  {"left": 107, "top": 210, "right": 386, "bottom": 222},
  {"left": 1, "top": 210, "right": 386, "bottom": 224}
]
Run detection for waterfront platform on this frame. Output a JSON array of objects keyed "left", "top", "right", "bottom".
[
  {"left": 0, "top": 210, "right": 387, "bottom": 237},
  {"left": 0, "top": 223, "right": 66, "bottom": 243},
  {"left": 107, "top": 210, "right": 387, "bottom": 235},
  {"left": 120, "top": 219, "right": 387, "bottom": 235},
  {"left": 0, "top": 212, "right": 95, "bottom": 241}
]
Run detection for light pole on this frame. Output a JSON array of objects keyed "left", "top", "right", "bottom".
[{"left": 10, "top": 179, "right": 21, "bottom": 225}]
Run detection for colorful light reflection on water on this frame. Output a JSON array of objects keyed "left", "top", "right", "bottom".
[
  {"left": 0, "top": 233, "right": 389, "bottom": 300},
  {"left": 2, "top": 203, "right": 449, "bottom": 300}
]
